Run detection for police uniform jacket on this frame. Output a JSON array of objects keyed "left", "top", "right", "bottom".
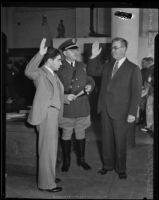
[{"left": 57, "top": 59, "right": 95, "bottom": 118}]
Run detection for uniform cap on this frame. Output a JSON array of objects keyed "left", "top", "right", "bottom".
[{"left": 58, "top": 38, "right": 78, "bottom": 51}]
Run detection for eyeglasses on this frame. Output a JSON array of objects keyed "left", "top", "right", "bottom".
[{"left": 111, "top": 46, "right": 123, "bottom": 51}]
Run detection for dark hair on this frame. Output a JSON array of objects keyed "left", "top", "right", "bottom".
[
  {"left": 146, "top": 57, "right": 154, "bottom": 63},
  {"left": 142, "top": 57, "right": 154, "bottom": 63},
  {"left": 112, "top": 37, "right": 128, "bottom": 49},
  {"left": 43, "top": 47, "right": 61, "bottom": 63}
]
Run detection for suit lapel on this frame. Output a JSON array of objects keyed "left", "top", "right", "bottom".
[
  {"left": 41, "top": 66, "right": 64, "bottom": 92},
  {"left": 110, "top": 58, "right": 128, "bottom": 80},
  {"left": 55, "top": 73, "right": 64, "bottom": 93},
  {"left": 63, "top": 60, "right": 74, "bottom": 69},
  {"left": 107, "top": 61, "right": 115, "bottom": 81},
  {"left": 41, "top": 66, "right": 55, "bottom": 86}
]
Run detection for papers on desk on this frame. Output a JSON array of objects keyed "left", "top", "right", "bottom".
[{"left": 6, "top": 113, "right": 26, "bottom": 120}]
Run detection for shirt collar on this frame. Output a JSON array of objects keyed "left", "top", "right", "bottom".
[
  {"left": 116, "top": 57, "right": 126, "bottom": 68},
  {"left": 44, "top": 65, "right": 54, "bottom": 76},
  {"left": 66, "top": 59, "right": 75, "bottom": 67}
]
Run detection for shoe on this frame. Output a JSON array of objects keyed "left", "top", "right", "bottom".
[
  {"left": 39, "top": 186, "right": 63, "bottom": 192},
  {"left": 76, "top": 139, "right": 91, "bottom": 170},
  {"left": 55, "top": 178, "right": 61, "bottom": 183},
  {"left": 97, "top": 168, "right": 108, "bottom": 175},
  {"left": 61, "top": 140, "right": 71, "bottom": 172},
  {"left": 77, "top": 160, "right": 91, "bottom": 170},
  {"left": 118, "top": 172, "right": 127, "bottom": 179}
]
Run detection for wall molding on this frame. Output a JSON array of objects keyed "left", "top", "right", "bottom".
[{"left": 15, "top": 7, "right": 75, "bottom": 13}]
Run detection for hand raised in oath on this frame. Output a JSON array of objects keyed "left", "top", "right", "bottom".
[
  {"left": 39, "top": 38, "right": 48, "bottom": 56},
  {"left": 91, "top": 41, "right": 102, "bottom": 59}
]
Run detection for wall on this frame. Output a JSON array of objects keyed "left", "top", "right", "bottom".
[
  {"left": 138, "top": 9, "right": 158, "bottom": 66},
  {"left": 111, "top": 8, "right": 140, "bottom": 65},
  {"left": 1, "top": 7, "right": 158, "bottom": 65},
  {"left": 2, "top": 7, "right": 112, "bottom": 48},
  {"left": 94, "top": 8, "right": 111, "bottom": 36},
  {"left": 75, "top": 8, "right": 90, "bottom": 37},
  {"left": 1, "top": 6, "right": 7, "bottom": 34},
  {"left": 3, "top": 7, "right": 76, "bottom": 48}
]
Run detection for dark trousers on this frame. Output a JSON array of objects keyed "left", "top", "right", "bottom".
[{"left": 101, "top": 110, "right": 129, "bottom": 173}]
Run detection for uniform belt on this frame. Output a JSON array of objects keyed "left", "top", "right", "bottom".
[{"left": 64, "top": 91, "right": 70, "bottom": 94}]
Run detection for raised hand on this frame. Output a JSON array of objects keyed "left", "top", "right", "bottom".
[
  {"left": 91, "top": 41, "right": 102, "bottom": 59},
  {"left": 39, "top": 38, "right": 48, "bottom": 56}
]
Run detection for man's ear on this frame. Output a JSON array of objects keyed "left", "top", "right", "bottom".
[
  {"left": 47, "top": 58, "right": 53, "bottom": 64},
  {"left": 63, "top": 51, "right": 67, "bottom": 57},
  {"left": 123, "top": 46, "right": 127, "bottom": 53}
]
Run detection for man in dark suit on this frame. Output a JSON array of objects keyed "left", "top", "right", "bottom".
[{"left": 87, "top": 37, "right": 142, "bottom": 179}]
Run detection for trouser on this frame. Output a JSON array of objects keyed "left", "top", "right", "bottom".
[
  {"left": 37, "top": 107, "right": 59, "bottom": 189},
  {"left": 139, "top": 108, "right": 146, "bottom": 125},
  {"left": 146, "top": 95, "right": 153, "bottom": 129},
  {"left": 60, "top": 116, "right": 91, "bottom": 171},
  {"left": 61, "top": 116, "right": 91, "bottom": 140},
  {"left": 101, "top": 110, "right": 129, "bottom": 173}
]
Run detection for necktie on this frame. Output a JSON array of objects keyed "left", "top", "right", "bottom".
[{"left": 112, "top": 61, "right": 119, "bottom": 78}]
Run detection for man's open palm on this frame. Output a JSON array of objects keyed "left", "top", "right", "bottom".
[
  {"left": 91, "top": 41, "right": 102, "bottom": 58},
  {"left": 40, "top": 38, "right": 48, "bottom": 55}
]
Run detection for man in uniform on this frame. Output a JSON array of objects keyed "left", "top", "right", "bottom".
[{"left": 57, "top": 39, "right": 95, "bottom": 172}]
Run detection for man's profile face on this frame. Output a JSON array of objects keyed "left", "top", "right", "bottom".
[
  {"left": 49, "top": 55, "right": 62, "bottom": 71},
  {"left": 64, "top": 49, "right": 79, "bottom": 61}
]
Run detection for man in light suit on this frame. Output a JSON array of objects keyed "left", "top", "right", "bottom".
[
  {"left": 87, "top": 37, "right": 142, "bottom": 179},
  {"left": 25, "top": 38, "right": 73, "bottom": 192}
]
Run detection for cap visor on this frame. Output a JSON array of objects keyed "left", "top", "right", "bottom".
[{"left": 65, "top": 45, "right": 79, "bottom": 50}]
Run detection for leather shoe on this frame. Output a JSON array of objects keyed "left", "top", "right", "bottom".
[
  {"left": 78, "top": 160, "right": 91, "bottom": 170},
  {"left": 97, "top": 168, "right": 108, "bottom": 175},
  {"left": 39, "top": 186, "right": 63, "bottom": 192},
  {"left": 55, "top": 178, "right": 61, "bottom": 183},
  {"left": 118, "top": 172, "right": 127, "bottom": 179}
]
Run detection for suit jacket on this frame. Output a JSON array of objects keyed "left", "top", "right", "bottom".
[
  {"left": 88, "top": 57, "right": 142, "bottom": 120},
  {"left": 57, "top": 59, "right": 95, "bottom": 118},
  {"left": 25, "top": 52, "right": 64, "bottom": 125}
]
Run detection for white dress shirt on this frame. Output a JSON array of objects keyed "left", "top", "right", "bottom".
[
  {"left": 45, "top": 65, "right": 55, "bottom": 76},
  {"left": 66, "top": 60, "right": 75, "bottom": 67},
  {"left": 116, "top": 57, "right": 126, "bottom": 69}
]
